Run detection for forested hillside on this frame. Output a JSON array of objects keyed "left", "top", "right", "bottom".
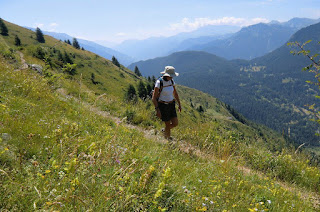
[
  {"left": 39, "top": 30, "right": 135, "bottom": 66},
  {"left": 1, "top": 19, "right": 320, "bottom": 211},
  {"left": 129, "top": 22, "right": 320, "bottom": 146}
]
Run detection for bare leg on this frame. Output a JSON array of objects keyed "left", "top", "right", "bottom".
[
  {"left": 164, "top": 117, "right": 178, "bottom": 139},
  {"left": 170, "top": 117, "right": 178, "bottom": 129},
  {"left": 164, "top": 121, "right": 171, "bottom": 139}
]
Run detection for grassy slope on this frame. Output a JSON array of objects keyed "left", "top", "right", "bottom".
[{"left": 0, "top": 20, "right": 319, "bottom": 211}]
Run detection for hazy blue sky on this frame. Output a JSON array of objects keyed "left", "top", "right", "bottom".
[{"left": 1, "top": 0, "right": 320, "bottom": 44}]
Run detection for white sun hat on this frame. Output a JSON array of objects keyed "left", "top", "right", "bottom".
[{"left": 160, "top": 66, "right": 179, "bottom": 77}]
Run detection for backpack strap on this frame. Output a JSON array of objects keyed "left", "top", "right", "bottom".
[
  {"left": 156, "top": 77, "right": 163, "bottom": 100},
  {"left": 159, "top": 77, "right": 164, "bottom": 93},
  {"left": 157, "top": 78, "right": 174, "bottom": 100}
]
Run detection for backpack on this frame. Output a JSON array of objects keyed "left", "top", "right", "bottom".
[{"left": 151, "top": 77, "right": 174, "bottom": 100}]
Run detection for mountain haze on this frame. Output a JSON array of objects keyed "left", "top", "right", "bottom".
[
  {"left": 129, "top": 22, "right": 320, "bottom": 146},
  {"left": 191, "top": 23, "right": 296, "bottom": 59},
  {"left": 120, "top": 18, "right": 319, "bottom": 62},
  {"left": 114, "top": 25, "right": 240, "bottom": 60},
  {"left": 188, "top": 18, "right": 320, "bottom": 60}
]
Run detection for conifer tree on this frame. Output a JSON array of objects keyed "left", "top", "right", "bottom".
[
  {"left": 0, "top": 18, "right": 8, "bottom": 36},
  {"left": 152, "top": 76, "right": 156, "bottom": 84},
  {"left": 67, "top": 39, "right": 71, "bottom": 45},
  {"left": 64, "top": 51, "right": 73, "bottom": 64},
  {"left": 126, "top": 84, "right": 137, "bottom": 101},
  {"left": 146, "top": 84, "right": 152, "bottom": 97},
  {"left": 197, "top": 105, "right": 204, "bottom": 113},
  {"left": 134, "top": 66, "right": 142, "bottom": 76},
  {"left": 91, "top": 73, "right": 99, "bottom": 85},
  {"left": 112, "top": 56, "right": 120, "bottom": 67},
  {"left": 57, "top": 51, "right": 63, "bottom": 61},
  {"left": 14, "top": 35, "right": 21, "bottom": 46},
  {"left": 36, "top": 27, "right": 45, "bottom": 43},
  {"left": 138, "top": 81, "right": 148, "bottom": 99},
  {"left": 72, "top": 38, "right": 80, "bottom": 49}
]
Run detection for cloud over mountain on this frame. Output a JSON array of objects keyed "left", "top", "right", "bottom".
[{"left": 169, "top": 17, "right": 270, "bottom": 32}]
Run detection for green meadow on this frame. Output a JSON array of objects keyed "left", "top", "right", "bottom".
[{"left": 0, "top": 19, "right": 319, "bottom": 211}]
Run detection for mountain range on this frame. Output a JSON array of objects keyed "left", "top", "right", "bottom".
[
  {"left": 129, "top": 21, "right": 320, "bottom": 146},
  {"left": 187, "top": 18, "right": 320, "bottom": 60},
  {"left": 114, "top": 25, "right": 241, "bottom": 60},
  {"left": 29, "top": 18, "right": 320, "bottom": 66},
  {"left": 118, "top": 18, "right": 320, "bottom": 61}
]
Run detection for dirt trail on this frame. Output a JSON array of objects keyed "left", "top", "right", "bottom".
[
  {"left": 84, "top": 98, "right": 320, "bottom": 208},
  {"left": 12, "top": 45, "right": 320, "bottom": 209},
  {"left": 13, "top": 50, "right": 320, "bottom": 209},
  {"left": 55, "top": 87, "right": 320, "bottom": 209},
  {"left": 83, "top": 98, "right": 203, "bottom": 156},
  {"left": 58, "top": 89, "right": 320, "bottom": 206},
  {"left": 14, "top": 51, "right": 28, "bottom": 71}
]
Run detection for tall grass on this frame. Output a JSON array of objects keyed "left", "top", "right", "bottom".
[
  {"left": 0, "top": 19, "right": 319, "bottom": 210},
  {"left": 0, "top": 56, "right": 317, "bottom": 211}
]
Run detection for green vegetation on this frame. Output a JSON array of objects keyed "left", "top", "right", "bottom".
[
  {"left": 14, "top": 35, "right": 21, "bottom": 46},
  {"left": 288, "top": 40, "right": 320, "bottom": 156},
  {"left": 65, "top": 39, "right": 71, "bottom": 45},
  {"left": 125, "top": 84, "right": 137, "bottom": 102},
  {"left": 135, "top": 65, "right": 142, "bottom": 76},
  {"left": 72, "top": 37, "right": 80, "bottom": 49},
  {"left": 36, "top": 27, "right": 45, "bottom": 43},
  {"left": 0, "top": 19, "right": 319, "bottom": 211},
  {"left": 112, "top": 55, "right": 121, "bottom": 67},
  {"left": 129, "top": 22, "right": 320, "bottom": 146},
  {"left": 0, "top": 18, "right": 8, "bottom": 36}
]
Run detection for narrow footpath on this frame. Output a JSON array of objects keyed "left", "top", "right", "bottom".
[{"left": 17, "top": 50, "right": 320, "bottom": 209}]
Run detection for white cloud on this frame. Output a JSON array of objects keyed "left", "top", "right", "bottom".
[
  {"left": 33, "top": 22, "right": 59, "bottom": 32},
  {"left": 116, "top": 32, "right": 126, "bottom": 36},
  {"left": 49, "top": 23, "right": 58, "bottom": 27},
  {"left": 34, "top": 23, "right": 44, "bottom": 28},
  {"left": 169, "top": 17, "right": 269, "bottom": 32},
  {"left": 49, "top": 23, "right": 59, "bottom": 31}
]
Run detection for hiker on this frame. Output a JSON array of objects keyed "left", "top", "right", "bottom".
[{"left": 152, "top": 66, "right": 182, "bottom": 140}]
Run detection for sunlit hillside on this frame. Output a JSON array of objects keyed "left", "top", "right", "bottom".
[{"left": 0, "top": 19, "right": 319, "bottom": 211}]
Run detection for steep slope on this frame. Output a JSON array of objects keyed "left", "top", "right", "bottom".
[
  {"left": 1, "top": 19, "right": 320, "bottom": 211},
  {"left": 31, "top": 30, "right": 134, "bottom": 66},
  {"left": 130, "top": 22, "right": 320, "bottom": 146}
]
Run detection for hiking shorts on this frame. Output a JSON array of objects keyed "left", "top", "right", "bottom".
[{"left": 158, "top": 101, "right": 177, "bottom": 122}]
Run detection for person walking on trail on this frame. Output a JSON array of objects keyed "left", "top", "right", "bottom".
[{"left": 152, "top": 66, "right": 182, "bottom": 140}]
